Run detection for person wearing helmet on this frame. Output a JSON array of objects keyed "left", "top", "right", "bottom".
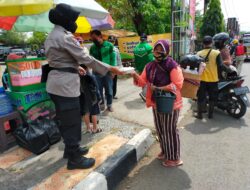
[
  {"left": 133, "top": 33, "right": 154, "bottom": 101},
  {"left": 230, "top": 39, "right": 238, "bottom": 56},
  {"left": 213, "top": 32, "right": 233, "bottom": 80},
  {"left": 45, "top": 4, "right": 123, "bottom": 170},
  {"left": 213, "top": 32, "right": 232, "bottom": 66},
  {"left": 196, "top": 36, "right": 223, "bottom": 119}
]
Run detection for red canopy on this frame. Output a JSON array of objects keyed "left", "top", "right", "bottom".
[{"left": 0, "top": 17, "right": 17, "bottom": 30}]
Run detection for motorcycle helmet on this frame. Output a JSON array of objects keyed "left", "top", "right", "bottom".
[
  {"left": 213, "top": 32, "right": 230, "bottom": 49},
  {"left": 180, "top": 54, "right": 204, "bottom": 69},
  {"left": 232, "top": 39, "right": 239, "bottom": 45}
]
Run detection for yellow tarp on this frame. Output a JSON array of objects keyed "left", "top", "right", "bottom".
[{"left": 0, "top": 0, "right": 53, "bottom": 16}]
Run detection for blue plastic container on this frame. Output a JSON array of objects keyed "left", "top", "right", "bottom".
[{"left": 0, "top": 87, "right": 13, "bottom": 116}]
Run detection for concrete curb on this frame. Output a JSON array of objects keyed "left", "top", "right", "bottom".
[{"left": 73, "top": 129, "right": 154, "bottom": 190}]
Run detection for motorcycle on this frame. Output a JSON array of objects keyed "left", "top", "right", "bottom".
[{"left": 215, "top": 74, "right": 250, "bottom": 119}]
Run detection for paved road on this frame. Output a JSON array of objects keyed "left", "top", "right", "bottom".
[
  {"left": 111, "top": 77, "right": 191, "bottom": 129},
  {"left": 117, "top": 63, "right": 250, "bottom": 190}
]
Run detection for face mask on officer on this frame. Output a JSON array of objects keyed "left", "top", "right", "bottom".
[{"left": 65, "top": 21, "right": 78, "bottom": 33}]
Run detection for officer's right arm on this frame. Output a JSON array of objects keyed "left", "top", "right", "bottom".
[{"left": 63, "top": 34, "right": 110, "bottom": 76}]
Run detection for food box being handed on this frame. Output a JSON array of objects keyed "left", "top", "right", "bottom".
[
  {"left": 119, "top": 67, "right": 135, "bottom": 74},
  {"left": 181, "top": 68, "right": 201, "bottom": 99},
  {"left": 6, "top": 57, "right": 48, "bottom": 92}
]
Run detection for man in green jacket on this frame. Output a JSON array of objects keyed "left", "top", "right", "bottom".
[
  {"left": 90, "top": 30, "right": 116, "bottom": 112},
  {"left": 133, "top": 33, "right": 154, "bottom": 101}
]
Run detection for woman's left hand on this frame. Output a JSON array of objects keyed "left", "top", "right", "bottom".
[{"left": 78, "top": 66, "right": 86, "bottom": 76}]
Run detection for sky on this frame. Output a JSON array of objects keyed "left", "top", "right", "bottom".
[{"left": 197, "top": 0, "right": 250, "bottom": 31}]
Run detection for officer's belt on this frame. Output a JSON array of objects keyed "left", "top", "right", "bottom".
[{"left": 50, "top": 67, "right": 78, "bottom": 74}]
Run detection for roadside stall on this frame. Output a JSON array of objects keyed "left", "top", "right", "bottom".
[{"left": 0, "top": 0, "right": 111, "bottom": 153}]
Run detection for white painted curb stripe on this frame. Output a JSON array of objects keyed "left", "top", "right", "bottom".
[
  {"left": 73, "top": 129, "right": 154, "bottom": 190},
  {"left": 73, "top": 172, "right": 108, "bottom": 190},
  {"left": 127, "top": 129, "right": 154, "bottom": 161}
]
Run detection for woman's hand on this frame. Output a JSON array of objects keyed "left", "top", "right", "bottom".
[
  {"left": 150, "top": 85, "right": 167, "bottom": 92},
  {"left": 78, "top": 66, "right": 86, "bottom": 76},
  {"left": 131, "top": 71, "right": 139, "bottom": 81},
  {"left": 109, "top": 66, "right": 124, "bottom": 75},
  {"left": 150, "top": 85, "right": 158, "bottom": 92}
]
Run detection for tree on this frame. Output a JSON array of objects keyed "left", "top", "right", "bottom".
[
  {"left": 96, "top": 0, "right": 171, "bottom": 35},
  {"left": 200, "top": 0, "right": 225, "bottom": 38},
  {"left": 129, "top": 0, "right": 171, "bottom": 35},
  {"left": 195, "top": 10, "right": 204, "bottom": 39},
  {"left": 27, "top": 32, "right": 47, "bottom": 48},
  {"left": 0, "top": 31, "right": 27, "bottom": 46},
  {"left": 96, "top": 0, "right": 135, "bottom": 32}
]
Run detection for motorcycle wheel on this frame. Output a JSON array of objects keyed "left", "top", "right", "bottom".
[{"left": 226, "top": 95, "right": 247, "bottom": 119}]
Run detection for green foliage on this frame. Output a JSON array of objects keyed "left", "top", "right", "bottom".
[
  {"left": 97, "top": 0, "right": 171, "bottom": 35},
  {"left": 195, "top": 10, "right": 204, "bottom": 39},
  {"left": 0, "top": 31, "right": 26, "bottom": 46},
  {"left": 27, "top": 32, "right": 47, "bottom": 47},
  {"left": 200, "top": 0, "right": 225, "bottom": 38}
]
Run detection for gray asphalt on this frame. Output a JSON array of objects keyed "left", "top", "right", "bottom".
[{"left": 117, "top": 63, "right": 250, "bottom": 190}]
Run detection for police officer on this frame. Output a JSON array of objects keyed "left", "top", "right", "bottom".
[{"left": 45, "top": 4, "right": 123, "bottom": 170}]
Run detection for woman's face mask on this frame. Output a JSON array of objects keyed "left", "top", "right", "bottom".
[{"left": 153, "top": 44, "right": 167, "bottom": 62}]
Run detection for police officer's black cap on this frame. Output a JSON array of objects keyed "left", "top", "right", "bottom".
[
  {"left": 49, "top": 4, "right": 80, "bottom": 25},
  {"left": 203, "top": 35, "right": 213, "bottom": 45}
]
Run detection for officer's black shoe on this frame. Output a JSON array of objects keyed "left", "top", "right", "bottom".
[
  {"left": 63, "top": 146, "right": 89, "bottom": 159},
  {"left": 67, "top": 156, "right": 95, "bottom": 170}
]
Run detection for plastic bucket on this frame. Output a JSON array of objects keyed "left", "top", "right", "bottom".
[{"left": 155, "top": 90, "right": 176, "bottom": 114}]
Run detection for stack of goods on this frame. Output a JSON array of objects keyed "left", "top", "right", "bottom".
[
  {"left": 3, "top": 58, "right": 60, "bottom": 154},
  {"left": 4, "top": 58, "right": 55, "bottom": 121},
  {"left": 180, "top": 54, "right": 205, "bottom": 99}
]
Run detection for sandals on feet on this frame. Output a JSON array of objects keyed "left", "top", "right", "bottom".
[
  {"left": 92, "top": 128, "right": 103, "bottom": 134},
  {"left": 162, "top": 160, "right": 183, "bottom": 167}
]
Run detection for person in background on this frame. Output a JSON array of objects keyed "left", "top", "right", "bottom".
[
  {"left": 230, "top": 39, "right": 238, "bottom": 56},
  {"left": 90, "top": 30, "right": 116, "bottom": 112},
  {"left": 234, "top": 39, "right": 247, "bottom": 74},
  {"left": 45, "top": 4, "right": 123, "bottom": 170},
  {"left": 40, "top": 48, "right": 45, "bottom": 57},
  {"left": 132, "top": 40, "right": 184, "bottom": 167},
  {"left": 213, "top": 33, "right": 232, "bottom": 80},
  {"left": 108, "top": 36, "right": 123, "bottom": 99},
  {"left": 133, "top": 33, "right": 154, "bottom": 101},
  {"left": 75, "top": 36, "right": 90, "bottom": 55},
  {"left": 80, "top": 65, "right": 102, "bottom": 134},
  {"left": 196, "top": 36, "right": 224, "bottom": 119}
]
